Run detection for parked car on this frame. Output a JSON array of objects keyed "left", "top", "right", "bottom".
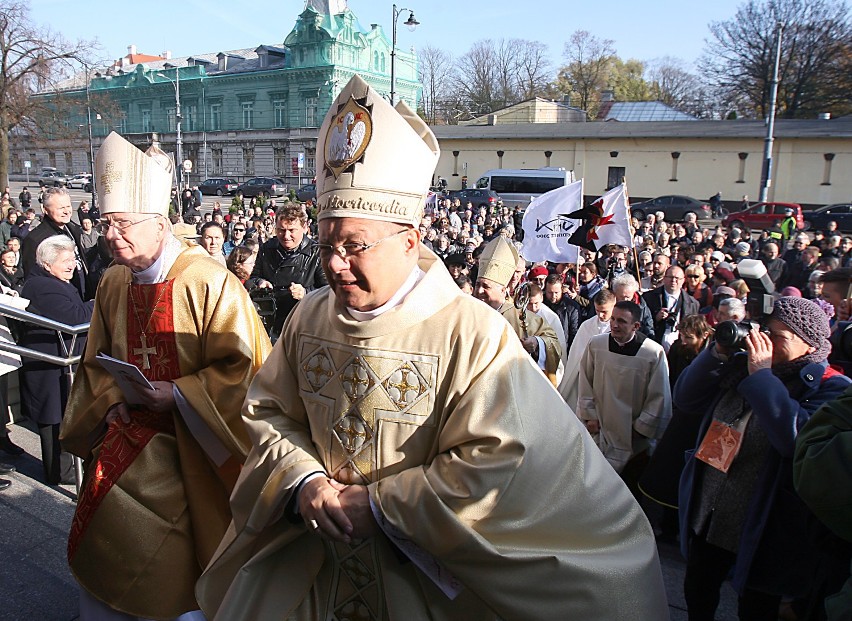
[
  {"left": 296, "top": 183, "right": 316, "bottom": 202},
  {"left": 66, "top": 174, "right": 93, "bottom": 192},
  {"left": 722, "top": 201, "right": 804, "bottom": 232},
  {"left": 198, "top": 177, "right": 240, "bottom": 196},
  {"left": 446, "top": 188, "right": 501, "bottom": 209},
  {"left": 630, "top": 195, "right": 712, "bottom": 221},
  {"left": 38, "top": 170, "right": 69, "bottom": 187},
  {"left": 801, "top": 203, "right": 852, "bottom": 233},
  {"left": 236, "top": 177, "right": 287, "bottom": 198}
]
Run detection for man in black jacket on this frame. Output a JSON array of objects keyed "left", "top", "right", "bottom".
[
  {"left": 642, "top": 265, "right": 700, "bottom": 350},
  {"left": 21, "top": 187, "right": 90, "bottom": 300},
  {"left": 249, "top": 203, "right": 326, "bottom": 337},
  {"left": 543, "top": 273, "right": 580, "bottom": 354}
]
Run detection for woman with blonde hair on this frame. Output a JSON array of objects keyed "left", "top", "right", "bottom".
[{"left": 685, "top": 264, "right": 713, "bottom": 308}]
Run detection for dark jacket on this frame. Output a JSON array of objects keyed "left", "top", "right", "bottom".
[
  {"left": 643, "top": 286, "right": 700, "bottom": 344},
  {"left": 248, "top": 236, "right": 326, "bottom": 335},
  {"left": 21, "top": 217, "right": 90, "bottom": 300},
  {"left": 18, "top": 265, "right": 94, "bottom": 425},
  {"left": 675, "top": 348, "right": 851, "bottom": 595},
  {"left": 0, "top": 267, "right": 25, "bottom": 292},
  {"left": 545, "top": 297, "right": 581, "bottom": 354}
]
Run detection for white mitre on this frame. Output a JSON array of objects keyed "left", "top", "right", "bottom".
[
  {"left": 315, "top": 74, "right": 440, "bottom": 227},
  {"left": 95, "top": 131, "right": 174, "bottom": 216},
  {"left": 478, "top": 236, "right": 521, "bottom": 288}
]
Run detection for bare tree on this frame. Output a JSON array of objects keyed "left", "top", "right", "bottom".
[
  {"left": 647, "top": 56, "right": 704, "bottom": 110},
  {"left": 514, "top": 40, "right": 553, "bottom": 100},
  {"left": 701, "top": 0, "right": 852, "bottom": 119},
  {"left": 453, "top": 40, "right": 498, "bottom": 114},
  {"left": 0, "top": 2, "right": 94, "bottom": 187},
  {"left": 418, "top": 45, "right": 454, "bottom": 125},
  {"left": 558, "top": 30, "right": 616, "bottom": 119}
]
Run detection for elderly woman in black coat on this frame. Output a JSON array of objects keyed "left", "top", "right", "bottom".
[{"left": 19, "top": 235, "right": 94, "bottom": 484}]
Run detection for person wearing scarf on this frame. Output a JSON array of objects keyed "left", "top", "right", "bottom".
[{"left": 674, "top": 296, "right": 851, "bottom": 621}]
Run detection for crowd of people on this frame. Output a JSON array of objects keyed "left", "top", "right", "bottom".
[{"left": 0, "top": 74, "right": 850, "bottom": 621}]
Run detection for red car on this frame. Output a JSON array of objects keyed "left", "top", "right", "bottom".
[{"left": 721, "top": 202, "right": 804, "bottom": 231}]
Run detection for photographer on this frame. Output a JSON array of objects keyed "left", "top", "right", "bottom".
[{"left": 675, "top": 297, "right": 851, "bottom": 620}]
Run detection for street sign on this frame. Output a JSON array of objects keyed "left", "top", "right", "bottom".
[
  {"left": 298, "top": 152, "right": 305, "bottom": 169},
  {"left": 23, "top": 161, "right": 31, "bottom": 168},
  {"left": 183, "top": 159, "right": 193, "bottom": 172}
]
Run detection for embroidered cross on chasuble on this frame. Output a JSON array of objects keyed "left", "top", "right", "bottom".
[
  {"left": 68, "top": 280, "right": 181, "bottom": 562},
  {"left": 300, "top": 335, "right": 438, "bottom": 621}
]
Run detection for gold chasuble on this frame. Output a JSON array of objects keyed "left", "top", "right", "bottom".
[
  {"left": 497, "top": 300, "right": 561, "bottom": 382},
  {"left": 197, "top": 246, "right": 669, "bottom": 621},
  {"left": 61, "top": 244, "right": 271, "bottom": 619}
]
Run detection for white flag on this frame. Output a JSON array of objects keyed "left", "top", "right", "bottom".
[
  {"left": 521, "top": 180, "right": 584, "bottom": 263},
  {"left": 589, "top": 184, "right": 633, "bottom": 250}
]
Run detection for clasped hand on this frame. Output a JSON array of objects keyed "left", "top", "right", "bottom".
[{"left": 299, "top": 476, "right": 378, "bottom": 543}]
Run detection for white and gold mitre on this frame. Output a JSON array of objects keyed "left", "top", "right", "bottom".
[
  {"left": 95, "top": 132, "right": 174, "bottom": 216},
  {"left": 478, "top": 236, "right": 520, "bottom": 288},
  {"left": 315, "top": 74, "right": 440, "bottom": 226}
]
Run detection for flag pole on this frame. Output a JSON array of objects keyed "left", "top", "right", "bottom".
[{"left": 623, "top": 178, "right": 643, "bottom": 285}]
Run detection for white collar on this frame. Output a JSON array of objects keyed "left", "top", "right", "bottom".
[
  {"left": 347, "top": 266, "right": 424, "bottom": 322},
  {"left": 130, "top": 235, "right": 183, "bottom": 284}
]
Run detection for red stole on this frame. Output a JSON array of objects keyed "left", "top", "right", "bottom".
[{"left": 68, "top": 280, "right": 181, "bottom": 562}]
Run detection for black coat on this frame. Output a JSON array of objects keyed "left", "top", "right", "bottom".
[
  {"left": 21, "top": 217, "right": 90, "bottom": 300},
  {"left": 0, "top": 266, "right": 25, "bottom": 292},
  {"left": 18, "top": 265, "right": 94, "bottom": 425},
  {"left": 248, "top": 236, "right": 327, "bottom": 335},
  {"left": 642, "top": 286, "right": 700, "bottom": 344}
]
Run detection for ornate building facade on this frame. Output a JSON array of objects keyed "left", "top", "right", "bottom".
[{"left": 12, "top": 0, "right": 420, "bottom": 188}]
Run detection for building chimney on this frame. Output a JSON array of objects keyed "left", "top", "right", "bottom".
[
  {"left": 561, "top": 94, "right": 571, "bottom": 106},
  {"left": 128, "top": 44, "right": 137, "bottom": 56},
  {"left": 162, "top": 50, "right": 172, "bottom": 60},
  {"left": 601, "top": 89, "right": 614, "bottom": 103}
]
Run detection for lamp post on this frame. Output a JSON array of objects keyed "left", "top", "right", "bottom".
[
  {"left": 63, "top": 54, "right": 97, "bottom": 209},
  {"left": 157, "top": 70, "right": 183, "bottom": 192},
  {"left": 389, "top": 4, "right": 419, "bottom": 106},
  {"left": 759, "top": 22, "right": 783, "bottom": 203}
]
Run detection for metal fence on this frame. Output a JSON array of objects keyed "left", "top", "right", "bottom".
[{"left": 0, "top": 301, "right": 89, "bottom": 493}]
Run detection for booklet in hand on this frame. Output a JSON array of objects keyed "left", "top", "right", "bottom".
[{"left": 96, "top": 353, "right": 154, "bottom": 406}]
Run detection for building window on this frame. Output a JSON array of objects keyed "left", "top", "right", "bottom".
[
  {"left": 65, "top": 152, "right": 73, "bottom": 172},
  {"left": 305, "top": 96, "right": 318, "bottom": 127},
  {"left": 209, "top": 103, "right": 221, "bottom": 131},
  {"left": 141, "top": 108, "right": 152, "bottom": 133},
  {"left": 737, "top": 152, "right": 748, "bottom": 184},
  {"left": 607, "top": 167, "right": 626, "bottom": 190},
  {"left": 166, "top": 106, "right": 176, "bottom": 132},
  {"left": 212, "top": 147, "right": 223, "bottom": 174},
  {"left": 670, "top": 151, "right": 680, "bottom": 182},
  {"left": 243, "top": 147, "right": 254, "bottom": 175},
  {"left": 305, "top": 147, "right": 316, "bottom": 175},
  {"left": 273, "top": 99, "right": 287, "bottom": 128},
  {"left": 374, "top": 51, "right": 379, "bottom": 70},
  {"left": 49, "top": 153, "right": 57, "bottom": 168},
  {"left": 241, "top": 101, "right": 254, "bottom": 129},
  {"left": 381, "top": 53, "right": 386, "bottom": 73},
  {"left": 274, "top": 147, "right": 287, "bottom": 176},
  {"left": 823, "top": 153, "right": 835, "bottom": 186},
  {"left": 184, "top": 104, "right": 196, "bottom": 132}
]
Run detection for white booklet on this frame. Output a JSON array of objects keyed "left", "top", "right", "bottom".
[{"left": 96, "top": 352, "right": 153, "bottom": 405}]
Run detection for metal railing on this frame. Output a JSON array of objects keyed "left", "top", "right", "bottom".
[{"left": 0, "top": 301, "right": 89, "bottom": 493}]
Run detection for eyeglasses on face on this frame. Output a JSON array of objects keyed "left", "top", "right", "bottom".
[
  {"left": 316, "top": 229, "right": 409, "bottom": 260},
  {"left": 95, "top": 215, "right": 159, "bottom": 235}
]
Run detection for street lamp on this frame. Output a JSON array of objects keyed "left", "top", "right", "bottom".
[
  {"left": 62, "top": 53, "right": 97, "bottom": 209},
  {"left": 759, "top": 22, "right": 784, "bottom": 203},
  {"left": 390, "top": 4, "right": 419, "bottom": 106},
  {"left": 157, "top": 70, "right": 183, "bottom": 193}
]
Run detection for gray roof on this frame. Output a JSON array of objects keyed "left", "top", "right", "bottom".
[
  {"left": 431, "top": 118, "right": 852, "bottom": 140},
  {"left": 600, "top": 101, "right": 697, "bottom": 122},
  {"left": 52, "top": 45, "right": 288, "bottom": 92}
]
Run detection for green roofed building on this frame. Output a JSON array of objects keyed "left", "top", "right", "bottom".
[{"left": 12, "top": 0, "right": 420, "bottom": 190}]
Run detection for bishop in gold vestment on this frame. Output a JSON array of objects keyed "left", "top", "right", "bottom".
[
  {"left": 60, "top": 132, "right": 271, "bottom": 620},
  {"left": 197, "top": 74, "right": 667, "bottom": 621}
]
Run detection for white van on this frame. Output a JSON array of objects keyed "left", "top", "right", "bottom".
[{"left": 475, "top": 167, "right": 575, "bottom": 210}]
